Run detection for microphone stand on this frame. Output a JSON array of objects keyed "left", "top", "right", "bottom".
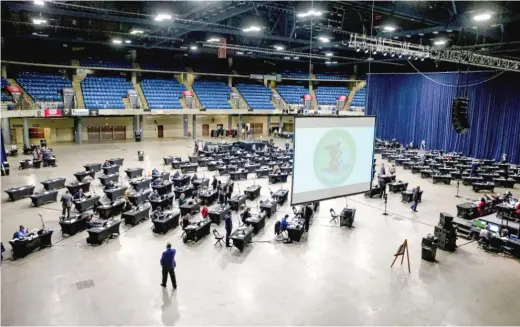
[
  {"left": 455, "top": 180, "right": 460, "bottom": 198},
  {"left": 382, "top": 194, "right": 389, "bottom": 216},
  {"left": 38, "top": 213, "right": 46, "bottom": 230}
]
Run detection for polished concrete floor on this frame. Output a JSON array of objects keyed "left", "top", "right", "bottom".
[{"left": 1, "top": 138, "right": 519, "bottom": 326}]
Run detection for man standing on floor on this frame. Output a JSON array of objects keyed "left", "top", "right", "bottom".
[
  {"left": 224, "top": 212, "right": 233, "bottom": 247},
  {"left": 160, "top": 242, "right": 177, "bottom": 289},
  {"left": 411, "top": 186, "right": 420, "bottom": 212},
  {"left": 61, "top": 191, "right": 73, "bottom": 218}
]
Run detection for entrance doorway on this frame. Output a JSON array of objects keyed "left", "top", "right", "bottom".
[
  {"left": 158, "top": 125, "right": 164, "bottom": 138},
  {"left": 202, "top": 124, "right": 209, "bottom": 137}
]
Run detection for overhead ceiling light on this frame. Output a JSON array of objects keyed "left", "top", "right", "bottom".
[
  {"left": 433, "top": 39, "right": 447, "bottom": 46},
  {"left": 207, "top": 38, "right": 220, "bottom": 43},
  {"left": 367, "top": 57, "right": 374, "bottom": 61},
  {"left": 406, "top": 35, "right": 412, "bottom": 38},
  {"left": 382, "top": 26, "right": 396, "bottom": 32},
  {"left": 32, "top": 32, "right": 48, "bottom": 37},
  {"left": 318, "top": 36, "right": 330, "bottom": 43},
  {"left": 32, "top": 18, "right": 47, "bottom": 25},
  {"left": 334, "top": 44, "right": 339, "bottom": 47},
  {"left": 34, "top": 0, "right": 44, "bottom": 5},
  {"left": 420, "top": 57, "right": 425, "bottom": 61},
  {"left": 407, "top": 55, "right": 412, "bottom": 59},
  {"left": 414, "top": 56, "right": 418, "bottom": 60},
  {"left": 446, "top": 29, "right": 453, "bottom": 33},
  {"left": 383, "top": 52, "right": 387, "bottom": 56},
  {"left": 154, "top": 14, "right": 172, "bottom": 22},
  {"left": 243, "top": 25, "right": 261, "bottom": 33},
  {"left": 474, "top": 13, "right": 492, "bottom": 22},
  {"left": 274, "top": 45, "right": 285, "bottom": 51},
  {"left": 325, "top": 52, "right": 333, "bottom": 57},
  {"left": 297, "top": 9, "right": 322, "bottom": 18},
  {"left": 130, "top": 29, "right": 144, "bottom": 35},
  {"left": 391, "top": 53, "right": 395, "bottom": 57},
  {"left": 364, "top": 49, "right": 369, "bottom": 54},
  {"left": 236, "top": 51, "right": 244, "bottom": 55},
  {"left": 356, "top": 48, "right": 360, "bottom": 52},
  {"left": 418, "top": 33, "right": 424, "bottom": 36},
  {"left": 398, "top": 54, "right": 403, "bottom": 58},
  {"left": 293, "top": 56, "right": 300, "bottom": 60},
  {"left": 125, "top": 40, "right": 132, "bottom": 44},
  {"left": 112, "top": 39, "right": 123, "bottom": 44},
  {"left": 432, "top": 31, "right": 439, "bottom": 34},
  {"left": 284, "top": 56, "right": 291, "bottom": 60},
  {"left": 190, "top": 45, "right": 198, "bottom": 51},
  {"left": 372, "top": 50, "right": 377, "bottom": 54}
]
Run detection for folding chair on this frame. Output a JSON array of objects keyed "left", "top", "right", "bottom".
[
  {"left": 330, "top": 208, "right": 339, "bottom": 224},
  {"left": 213, "top": 229, "right": 225, "bottom": 247}
]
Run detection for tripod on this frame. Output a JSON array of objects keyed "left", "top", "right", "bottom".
[{"left": 382, "top": 194, "right": 389, "bottom": 216}]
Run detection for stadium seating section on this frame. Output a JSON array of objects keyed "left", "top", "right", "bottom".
[
  {"left": 236, "top": 83, "right": 275, "bottom": 110},
  {"left": 315, "top": 74, "right": 349, "bottom": 80},
  {"left": 1, "top": 77, "right": 11, "bottom": 101},
  {"left": 276, "top": 85, "right": 307, "bottom": 104},
  {"left": 80, "top": 60, "right": 133, "bottom": 69},
  {"left": 281, "top": 72, "right": 309, "bottom": 79},
  {"left": 315, "top": 86, "right": 350, "bottom": 105},
  {"left": 350, "top": 87, "right": 366, "bottom": 107},
  {"left": 82, "top": 76, "right": 133, "bottom": 109},
  {"left": 141, "top": 79, "right": 186, "bottom": 109},
  {"left": 16, "top": 72, "right": 72, "bottom": 102},
  {"left": 192, "top": 81, "right": 231, "bottom": 109}
]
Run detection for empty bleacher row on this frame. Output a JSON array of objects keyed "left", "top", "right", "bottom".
[
  {"left": 192, "top": 81, "right": 231, "bottom": 110},
  {"left": 81, "top": 76, "right": 133, "bottom": 109},
  {"left": 236, "top": 83, "right": 275, "bottom": 110},
  {"left": 276, "top": 85, "right": 307, "bottom": 104},
  {"left": 1, "top": 77, "right": 11, "bottom": 101},
  {"left": 80, "top": 60, "right": 133, "bottom": 69},
  {"left": 315, "top": 86, "right": 349, "bottom": 105},
  {"left": 16, "top": 72, "right": 72, "bottom": 102},
  {"left": 350, "top": 87, "right": 366, "bottom": 108},
  {"left": 141, "top": 79, "right": 185, "bottom": 109}
]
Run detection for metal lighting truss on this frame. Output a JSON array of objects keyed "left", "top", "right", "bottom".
[{"left": 346, "top": 33, "right": 520, "bottom": 72}]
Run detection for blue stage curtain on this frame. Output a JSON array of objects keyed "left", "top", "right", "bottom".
[
  {"left": 366, "top": 72, "right": 520, "bottom": 164},
  {"left": 1, "top": 128, "right": 7, "bottom": 165}
]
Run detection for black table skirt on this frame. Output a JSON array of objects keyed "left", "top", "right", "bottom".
[
  {"left": 244, "top": 186, "right": 261, "bottom": 201},
  {"left": 41, "top": 178, "right": 66, "bottom": 191},
  {"left": 260, "top": 202, "right": 277, "bottom": 217},
  {"left": 152, "top": 183, "right": 174, "bottom": 196},
  {"left": 183, "top": 221, "right": 211, "bottom": 243},
  {"left": 199, "top": 191, "right": 218, "bottom": 206},
  {"left": 229, "top": 196, "right": 247, "bottom": 211},
  {"left": 5, "top": 186, "right": 35, "bottom": 201},
  {"left": 74, "top": 196, "right": 100, "bottom": 212},
  {"left": 128, "top": 191, "right": 151, "bottom": 206},
  {"left": 60, "top": 214, "right": 91, "bottom": 236},
  {"left": 180, "top": 201, "right": 201, "bottom": 216},
  {"left": 87, "top": 221, "right": 121, "bottom": 245},
  {"left": 125, "top": 169, "right": 143, "bottom": 179},
  {"left": 66, "top": 183, "right": 91, "bottom": 195},
  {"left": 231, "top": 229, "right": 254, "bottom": 252},
  {"left": 130, "top": 179, "right": 151, "bottom": 191},
  {"left": 102, "top": 165, "right": 120, "bottom": 175},
  {"left": 180, "top": 164, "right": 198, "bottom": 174},
  {"left": 97, "top": 202, "right": 126, "bottom": 219},
  {"left": 74, "top": 171, "right": 96, "bottom": 182},
  {"left": 122, "top": 207, "right": 150, "bottom": 226},
  {"left": 30, "top": 190, "right": 58, "bottom": 207},
  {"left": 84, "top": 163, "right": 102, "bottom": 172},
  {"left": 269, "top": 174, "right": 289, "bottom": 184},
  {"left": 152, "top": 213, "right": 180, "bottom": 234},
  {"left": 108, "top": 158, "right": 124, "bottom": 166},
  {"left": 99, "top": 174, "right": 119, "bottom": 186},
  {"left": 10, "top": 231, "right": 53, "bottom": 259},
  {"left": 150, "top": 195, "right": 174, "bottom": 210},
  {"left": 287, "top": 227, "right": 304, "bottom": 242}
]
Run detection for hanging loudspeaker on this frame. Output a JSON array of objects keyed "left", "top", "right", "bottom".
[{"left": 451, "top": 97, "right": 470, "bottom": 134}]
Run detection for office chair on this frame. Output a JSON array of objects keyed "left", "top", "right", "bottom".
[
  {"left": 330, "top": 208, "right": 339, "bottom": 224},
  {"left": 213, "top": 229, "right": 225, "bottom": 247}
]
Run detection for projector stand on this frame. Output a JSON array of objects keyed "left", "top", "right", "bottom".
[
  {"left": 455, "top": 180, "right": 461, "bottom": 198},
  {"left": 382, "top": 194, "right": 389, "bottom": 216}
]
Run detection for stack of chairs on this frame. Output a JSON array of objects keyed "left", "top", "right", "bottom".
[
  {"left": 276, "top": 85, "right": 307, "bottom": 104},
  {"left": 16, "top": 72, "right": 72, "bottom": 102},
  {"left": 82, "top": 76, "right": 133, "bottom": 109},
  {"left": 141, "top": 79, "right": 186, "bottom": 109},
  {"left": 315, "top": 86, "right": 350, "bottom": 105},
  {"left": 192, "top": 81, "right": 231, "bottom": 109},
  {"left": 236, "top": 83, "right": 275, "bottom": 110}
]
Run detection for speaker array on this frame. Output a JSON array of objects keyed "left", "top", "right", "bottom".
[{"left": 451, "top": 97, "right": 470, "bottom": 134}]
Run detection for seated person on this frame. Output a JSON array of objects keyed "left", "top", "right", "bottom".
[
  {"left": 504, "top": 191, "right": 513, "bottom": 201},
  {"left": 479, "top": 225, "right": 494, "bottom": 245},
  {"left": 477, "top": 197, "right": 486, "bottom": 216},
  {"left": 178, "top": 193, "right": 186, "bottom": 206},
  {"left": 389, "top": 164, "right": 396, "bottom": 175},
  {"left": 73, "top": 189, "right": 85, "bottom": 201},
  {"left": 272, "top": 164, "right": 281, "bottom": 174},
  {"left": 152, "top": 178, "right": 163, "bottom": 186},
  {"left": 516, "top": 202, "right": 520, "bottom": 217},
  {"left": 241, "top": 208, "right": 252, "bottom": 225},
  {"left": 182, "top": 215, "right": 191, "bottom": 229},
  {"left": 149, "top": 190, "right": 160, "bottom": 201},
  {"left": 201, "top": 206, "right": 209, "bottom": 219},
  {"left": 152, "top": 207, "right": 164, "bottom": 220},
  {"left": 280, "top": 214, "right": 289, "bottom": 232},
  {"left": 152, "top": 168, "right": 160, "bottom": 176},
  {"left": 13, "top": 225, "right": 28, "bottom": 239},
  {"left": 172, "top": 171, "right": 180, "bottom": 179},
  {"left": 102, "top": 160, "right": 111, "bottom": 167},
  {"left": 192, "top": 174, "right": 198, "bottom": 181},
  {"left": 104, "top": 181, "right": 117, "bottom": 190}
]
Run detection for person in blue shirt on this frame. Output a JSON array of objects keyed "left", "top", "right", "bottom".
[
  {"left": 73, "top": 189, "right": 85, "bottom": 201},
  {"left": 173, "top": 171, "right": 180, "bottom": 179},
  {"left": 470, "top": 161, "right": 479, "bottom": 177},
  {"left": 152, "top": 178, "right": 163, "bottom": 186},
  {"left": 152, "top": 168, "right": 160, "bottom": 176},
  {"left": 13, "top": 225, "right": 28, "bottom": 239},
  {"left": 280, "top": 214, "right": 289, "bottom": 232},
  {"left": 160, "top": 242, "right": 177, "bottom": 289},
  {"left": 224, "top": 213, "right": 233, "bottom": 247},
  {"left": 285, "top": 142, "right": 290, "bottom": 151},
  {"left": 149, "top": 190, "right": 160, "bottom": 201}
]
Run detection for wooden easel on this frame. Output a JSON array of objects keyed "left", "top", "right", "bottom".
[{"left": 391, "top": 239, "right": 411, "bottom": 273}]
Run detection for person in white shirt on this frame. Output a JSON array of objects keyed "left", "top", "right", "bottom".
[{"left": 420, "top": 140, "right": 426, "bottom": 150}]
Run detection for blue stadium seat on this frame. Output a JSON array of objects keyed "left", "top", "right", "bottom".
[
  {"left": 281, "top": 72, "right": 309, "bottom": 79},
  {"left": 236, "top": 83, "right": 275, "bottom": 110},
  {"left": 141, "top": 79, "right": 186, "bottom": 109},
  {"left": 315, "top": 74, "right": 350, "bottom": 80},
  {"left": 192, "top": 81, "right": 231, "bottom": 110},
  {"left": 81, "top": 76, "right": 133, "bottom": 109},
  {"left": 16, "top": 72, "right": 71, "bottom": 102},
  {"left": 350, "top": 86, "right": 367, "bottom": 109},
  {"left": 80, "top": 60, "right": 133, "bottom": 69},
  {"left": 315, "top": 86, "right": 350, "bottom": 105},
  {"left": 1, "top": 77, "right": 11, "bottom": 101},
  {"left": 276, "top": 85, "right": 307, "bottom": 105}
]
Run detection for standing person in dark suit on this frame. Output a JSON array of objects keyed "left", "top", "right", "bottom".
[
  {"left": 304, "top": 203, "right": 313, "bottom": 232},
  {"left": 224, "top": 212, "right": 233, "bottom": 247},
  {"left": 225, "top": 182, "right": 233, "bottom": 203},
  {"left": 160, "top": 242, "right": 177, "bottom": 289},
  {"left": 411, "top": 186, "right": 420, "bottom": 212},
  {"left": 211, "top": 176, "right": 218, "bottom": 190},
  {"left": 61, "top": 191, "right": 73, "bottom": 218}
]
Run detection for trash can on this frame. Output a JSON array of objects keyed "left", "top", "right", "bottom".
[
  {"left": 421, "top": 234, "right": 438, "bottom": 262},
  {"left": 340, "top": 208, "right": 356, "bottom": 228},
  {"left": 32, "top": 160, "right": 42, "bottom": 169},
  {"left": 138, "top": 150, "right": 144, "bottom": 162}
]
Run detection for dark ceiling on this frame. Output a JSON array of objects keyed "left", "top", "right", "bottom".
[{"left": 2, "top": 1, "right": 520, "bottom": 72}]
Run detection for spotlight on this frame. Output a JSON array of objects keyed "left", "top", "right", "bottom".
[
  {"left": 243, "top": 25, "right": 262, "bottom": 33},
  {"left": 112, "top": 39, "right": 123, "bottom": 44},
  {"left": 407, "top": 55, "right": 412, "bottom": 59},
  {"left": 420, "top": 57, "right": 425, "bottom": 61},
  {"left": 125, "top": 40, "right": 132, "bottom": 44},
  {"left": 32, "top": 18, "right": 47, "bottom": 25},
  {"left": 383, "top": 52, "right": 387, "bottom": 56},
  {"left": 34, "top": 0, "right": 44, "bottom": 5},
  {"left": 236, "top": 52, "right": 244, "bottom": 55},
  {"left": 207, "top": 38, "right": 220, "bottom": 43},
  {"left": 398, "top": 54, "right": 403, "bottom": 58},
  {"left": 325, "top": 52, "right": 333, "bottom": 57},
  {"left": 391, "top": 53, "right": 395, "bottom": 57},
  {"left": 293, "top": 56, "right": 300, "bottom": 60},
  {"left": 373, "top": 50, "right": 377, "bottom": 55},
  {"left": 274, "top": 45, "right": 285, "bottom": 51},
  {"left": 154, "top": 14, "right": 172, "bottom": 22},
  {"left": 190, "top": 45, "right": 198, "bottom": 51},
  {"left": 130, "top": 29, "right": 144, "bottom": 35},
  {"left": 297, "top": 9, "right": 322, "bottom": 18},
  {"left": 414, "top": 56, "right": 418, "bottom": 60},
  {"left": 364, "top": 49, "right": 369, "bottom": 54},
  {"left": 318, "top": 36, "right": 330, "bottom": 43},
  {"left": 434, "top": 39, "right": 447, "bottom": 46},
  {"left": 474, "top": 13, "right": 492, "bottom": 22},
  {"left": 356, "top": 48, "right": 360, "bottom": 52},
  {"left": 432, "top": 31, "right": 439, "bottom": 35},
  {"left": 382, "top": 26, "right": 396, "bottom": 32}
]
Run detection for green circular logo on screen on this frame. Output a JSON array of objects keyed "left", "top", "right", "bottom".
[{"left": 313, "top": 129, "right": 356, "bottom": 187}]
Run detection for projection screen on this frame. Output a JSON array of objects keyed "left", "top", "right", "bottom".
[{"left": 291, "top": 116, "right": 376, "bottom": 205}]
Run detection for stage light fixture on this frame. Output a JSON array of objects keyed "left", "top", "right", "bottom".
[
  {"left": 318, "top": 36, "right": 330, "bottom": 43},
  {"left": 112, "top": 39, "right": 123, "bottom": 44},
  {"left": 274, "top": 45, "right": 285, "bottom": 51},
  {"left": 383, "top": 26, "right": 396, "bottom": 32},
  {"left": 474, "top": 13, "right": 492, "bottom": 22},
  {"left": 34, "top": 0, "right": 44, "bottom": 5},
  {"left": 373, "top": 50, "right": 377, "bottom": 55},
  {"left": 356, "top": 48, "right": 360, "bottom": 52},
  {"left": 297, "top": 9, "right": 322, "bottom": 18},
  {"left": 243, "top": 25, "right": 262, "bottom": 33},
  {"left": 421, "top": 57, "right": 425, "bottom": 61},
  {"left": 207, "top": 38, "right": 220, "bottom": 43},
  {"left": 364, "top": 49, "right": 369, "bottom": 53},
  {"left": 236, "top": 52, "right": 244, "bottom": 55},
  {"left": 125, "top": 40, "right": 132, "bottom": 44},
  {"left": 383, "top": 52, "right": 387, "bottom": 56},
  {"left": 154, "top": 14, "right": 172, "bottom": 22},
  {"left": 190, "top": 45, "right": 198, "bottom": 51},
  {"left": 130, "top": 29, "right": 144, "bottom": 35},
  {"left": 325, "top": 52, "right": 333, "bottom": 57},
  {"left": 391, "top": 53, "right": 395, "bottom": 57},
  {"left": 434, "top": 39, "right": 447, "bottom": 46},
  {"left": 32, "top": 18, "right": 47, "bottom": 25},
  {"left": 432, "top": 31, "right": 439, "bottom": 34},
  {"left": 398, "top": 54, "right": 403, "bottom": 58}
]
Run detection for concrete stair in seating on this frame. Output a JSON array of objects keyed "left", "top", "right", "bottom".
[
  {"left": 8, "top": 79, "right": 36, "bottom": 109},
  {"left": 310, "top": 88, "right": 318, "bottom": 110},
  {"left": 122, "top": 97, "right": 131, "bottom": 109},
  {"left": 346, "top": 80, "right": 367, "bottom": 110},
  {"left": 232, "top": 87, "right": 249, "bottom": 110},
  {"left": 271, "top": 88, "right": 286, "bottom": 111},
  {"left": 133, "top": 82, "right": 148, "bottom": 109},
  {"left": 72, "top": 81, "right": 85, "bottom": 109}
]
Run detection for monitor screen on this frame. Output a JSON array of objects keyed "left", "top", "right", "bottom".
[
  {"left": 291, "top": 116, "right": 376, "bottom": 205},
  {"left": 488, "top": 223, "right": 500, "bottom": 233}
]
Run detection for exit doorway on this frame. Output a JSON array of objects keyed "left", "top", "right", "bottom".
[
  {"left": 202, "top": 124, "right": 209, "bottom": 137},
  {"left": 158, "top": 125, "right": 164, "bottom": 138}
]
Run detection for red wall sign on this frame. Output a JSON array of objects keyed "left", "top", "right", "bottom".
[
  {"left": 337, "top": 95, "right": 347, "bottom": 101},
  {"left": 303, "top": 94, "right": 312, "bottom": 100},
  {"left": 182, "top": 90, "right": 192, "bottom": 97},
  {"left": 6, "top": 85, "right": 21, "bottom": 93},
  {"left": 43, "top": 109, "right": 63, "bottom": 117}
]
